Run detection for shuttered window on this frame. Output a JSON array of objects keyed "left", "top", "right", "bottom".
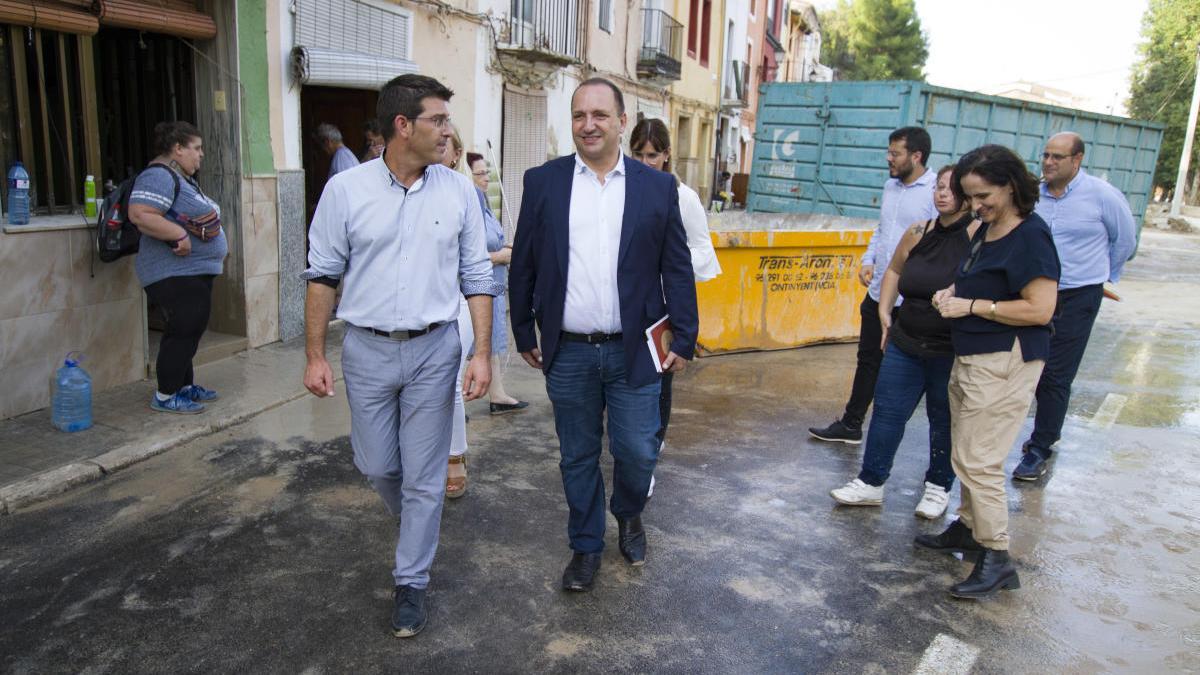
[
  {"left": 296, "top": 0, "right": 411, "bottom": 61},
  {"left": 500, "top": 86, "right": 547, "bottom": 242},
  {"left": 293, "top": 0, "right": 417, "bottom": 90}
]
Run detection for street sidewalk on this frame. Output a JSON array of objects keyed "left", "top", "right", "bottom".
[{"left": 0, "top": 323, "right": 346, "bottom": 515}]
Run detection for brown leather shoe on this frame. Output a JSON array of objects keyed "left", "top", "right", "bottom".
[{"left": 446, "top": 455, "right": 467, "bottom": 499}]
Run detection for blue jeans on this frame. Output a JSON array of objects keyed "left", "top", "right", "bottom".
[
  {"left": 1028, "top": 284, "right": 1103, "bottom": 456},
  {"left": 858, "top": 342, "right": 954, "bottom": 490},
  {"left": 545, "top": 340, "right": 662, "bottom": 554}
]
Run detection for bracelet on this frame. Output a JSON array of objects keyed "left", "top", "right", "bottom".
[
  {"left": 174, "top": 232, "right": 189, "bottom": 242},
  {"left": 989, "top": 301, "right": 997, "bottom": 320},
  {"left": 969, "top": 299, "right": 976, "bottom": 315}
]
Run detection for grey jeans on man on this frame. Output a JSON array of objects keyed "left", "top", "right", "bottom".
[{"left": 341, "top": 323, "right": 460, "bottom": 588}]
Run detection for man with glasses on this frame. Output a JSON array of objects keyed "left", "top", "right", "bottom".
[
  {"left": 302, "top": 74, "right": 500, "bottom": 637},
  {"left": 809, "top": 127, "right": 938, "bottom": 444},
  {"left": 1014, "top": 132, "right": 1137, "bottom": 480}
]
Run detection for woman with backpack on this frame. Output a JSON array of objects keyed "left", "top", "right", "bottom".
[{"left": 129, "top": 121, "right": 227, "bottom": 414}]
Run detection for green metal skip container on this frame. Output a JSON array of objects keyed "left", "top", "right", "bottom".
[{"left": 747, "top": 81, "right": 1165, "bottom": 235}]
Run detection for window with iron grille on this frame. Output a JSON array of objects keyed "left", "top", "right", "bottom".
[{"left": 0, "top": 26, "right": 97, "bottom": 216}]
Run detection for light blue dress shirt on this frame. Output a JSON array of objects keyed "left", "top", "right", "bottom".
[
  {"left": 1034, "top": 169, "right": 1137, "bottom": 289},
  {"left": 302, "top": 158, "right": 500, "bottom": 332},
  {"left": 328, "top": 145, "right": 359, "bottom": 179},
  {"left": 862, "top": 169, "right": 938, "bottom": 303}
]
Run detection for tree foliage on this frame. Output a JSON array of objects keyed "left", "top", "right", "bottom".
[
  {"left": 819, "top": 0, "right": 929, "bottom": 82},
  {"left": 1128, "top": 0, "right": 1200, "bottom": 191}
]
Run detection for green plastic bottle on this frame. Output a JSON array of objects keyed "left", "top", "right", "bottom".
[{"left": 83, "top": 175, "right": 97, "bottom": 218}]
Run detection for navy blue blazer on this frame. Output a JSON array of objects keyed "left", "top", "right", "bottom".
[{"left": 509, "top": 154, "right": 699, "bottom": 387}]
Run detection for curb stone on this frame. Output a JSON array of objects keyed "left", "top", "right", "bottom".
[{"left": 0, "top": 377, "right": 342, "bottom": 516}]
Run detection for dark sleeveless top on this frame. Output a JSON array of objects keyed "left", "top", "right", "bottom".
[{"left": 890, "top": 214, "right": 974, "bottom": 357}]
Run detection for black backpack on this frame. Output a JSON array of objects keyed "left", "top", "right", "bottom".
[{"left": 96, "top": 164, "right": 181, "bottom": 263}]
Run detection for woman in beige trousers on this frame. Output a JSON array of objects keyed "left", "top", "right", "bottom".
[{"left": 917, "top": 144, "right": 1061, "bottom": 599}]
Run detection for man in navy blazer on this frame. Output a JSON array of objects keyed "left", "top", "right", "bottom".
[{"left": 509, "top": 78, "right": 699, "bottom": 592}]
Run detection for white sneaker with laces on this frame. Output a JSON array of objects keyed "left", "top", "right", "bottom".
[
  {"left": 830, "top": 478, "right": 883, "bottom": 506},
  {"left": 914, "top": 482, "right": 950, "bottom": 519}
]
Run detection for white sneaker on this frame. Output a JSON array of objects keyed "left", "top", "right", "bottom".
[
  {"left": 914, "top": 482, "right": 950, "bottom": 519},
  {"left": 830, "top": 478, "right": 883, "bottom": 506}
]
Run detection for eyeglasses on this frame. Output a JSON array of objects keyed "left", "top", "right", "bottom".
[
  {"left": 1041, "top": 152, "right": 1078, "bottom": 161},
  {"left": 413, "top": 114, "right": 451, "bottom": 129},
  {"left": 471, "top": 170, "right": 489, "bottom": 177}
]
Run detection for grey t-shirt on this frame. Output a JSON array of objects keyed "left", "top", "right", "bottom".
[{"left": 130, "top": 165, "right": 227, "bottom": 287}]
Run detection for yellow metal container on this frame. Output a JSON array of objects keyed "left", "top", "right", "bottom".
[{"left": 697, "top": 228, "right": 874, "bottom": 355}]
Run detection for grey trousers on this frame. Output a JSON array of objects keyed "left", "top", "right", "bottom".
[{"left": 341, "top": 323, "right": 461, "bottom": 588}]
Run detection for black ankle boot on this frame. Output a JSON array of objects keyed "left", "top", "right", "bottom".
[
  {"left": 618, "top": 516, "right": 646, "bottom": 566},
  {"left": 914, "top": 519, "right": 985, "bottom": 555},
  {"left": 949, "top": 548, "right": 1020, "bottom": 599}
]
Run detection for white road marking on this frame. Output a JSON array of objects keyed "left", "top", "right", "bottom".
[
  {"left": 912, "top": 634, "right": 980, "bottom": 675},
  {"left": 1092, "top": 393, "right": 1129, "bottom": 429}
]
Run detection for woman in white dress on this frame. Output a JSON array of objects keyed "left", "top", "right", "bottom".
[{"left": 629, "top": 117, "right": 722, "bottom": 496}]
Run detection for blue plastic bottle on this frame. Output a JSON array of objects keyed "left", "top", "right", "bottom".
[
  {"left": 6, "top": 161, "right": 31, "bottom": 225},
  {"left": 52, "top": 353, "right": 93, "bottom": 433}
]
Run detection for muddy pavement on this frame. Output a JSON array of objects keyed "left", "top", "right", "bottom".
[{"left": 2, "top": 230, "right": 1198, "bottom": 673}]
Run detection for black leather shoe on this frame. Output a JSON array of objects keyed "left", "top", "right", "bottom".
[
  {"left": 949, "top": 548, "right": 1021, "bottom": 599},
  {"left": 914, "top": 519, "right": 985, "bottom": 555},
  {"left": 391, "top": 585, "right": 428, "bottom": 638},
  {"left": 807, "top": 419, "right": 863, "bottom": 444},
  {"left": 618, "top": 516, "right": 647, "bottom": 566},
  {"left": 490, "top": 400, "right": 530, "bottom": 415},
  {"left": 561, "top": 552, "right": 602, "bottom": 592}
]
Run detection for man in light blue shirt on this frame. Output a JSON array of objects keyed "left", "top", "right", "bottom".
[
  {"left": 301, "top": 75, "right": 499, "bottom": 638},
  {"left": 317, "top": 123, "right": 360, "bottom": 180},
  {"left": 1014, "top": 132, "right": 1137, "bottom": 481},
  {"left": 810, "top": 127, "right": 938, "bottom": 444}
]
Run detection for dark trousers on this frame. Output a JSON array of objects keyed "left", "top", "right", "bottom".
[
  {"left": 842, "top": 295, "right": 898, "bottom": 429},
  {"left": 145, "top": 274, "right": 214, "bottom": 395},
  {"left": 1028, "top": 284, "right": 1104, "bottom": 455},
  {"left": 545, "top": 340, "right": 662, "bottom": 554},
  {"left": 655, "top": 372, "right": 674, "bottom": 446},
  {"left": 858, "top": 343, "right": 955, "bottom": 490}
]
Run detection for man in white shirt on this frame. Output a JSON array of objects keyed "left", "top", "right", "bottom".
[
  {"left": 509, "top": 78, "right": 699, "bottom": 592},
  {"left": 809, "top": 127, "right": 938, "bottom": 444}
]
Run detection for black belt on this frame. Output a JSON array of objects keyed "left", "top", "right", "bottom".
[
  {"left": 561, "top": 330, "right": 623, "bottom": 344},
  {"left": 363, "top": 322, "right": 444, "bottom": 340}
]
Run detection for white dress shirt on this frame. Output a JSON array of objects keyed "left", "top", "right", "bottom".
[
  {"left": 563, "top": 154, "right": 626, "bottom": 334},
  {"left": 301, "top": 158, "right": 499, "bottom": 331},
  {"left": 677, "top": 182, "right": 721, "bottom": 281},
  {"left": 861, "top": 169, "right": 938, "bottom": 304}
]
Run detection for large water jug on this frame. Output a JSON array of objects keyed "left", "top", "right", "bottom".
[
  {"left": 6, "top": 161, "right": 30, "bottom": 225},
  {"left": 52, "top": 353, "right": 93, "bottom": 432}
]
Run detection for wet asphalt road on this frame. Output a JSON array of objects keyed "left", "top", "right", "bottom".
[{"left": 2, "top": 230, "right": 1198, "bottom": 673}]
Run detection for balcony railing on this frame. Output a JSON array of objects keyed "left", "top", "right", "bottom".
[
  {"left": 637, "top": 8, "right": 682, "bottom": 83},
  {"left": 722, "top": 60, "right": 750, "bottom": 108},
  {"left": 501, "top": 0, "right": 582, "bottom": 64}
]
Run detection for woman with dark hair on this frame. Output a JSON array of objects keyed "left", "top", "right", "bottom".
[
  {"left": 830, "top": 165, "right": 978, "bottom": 518},
  {"left": 917, "top": 144, "right": 1060, "bottom": 598},
  {"left": 129, "top": 121, "right": 227, "bottom": 414},
  {"left": 629, "top": 117, "right": 720, "bottom": 496}
]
